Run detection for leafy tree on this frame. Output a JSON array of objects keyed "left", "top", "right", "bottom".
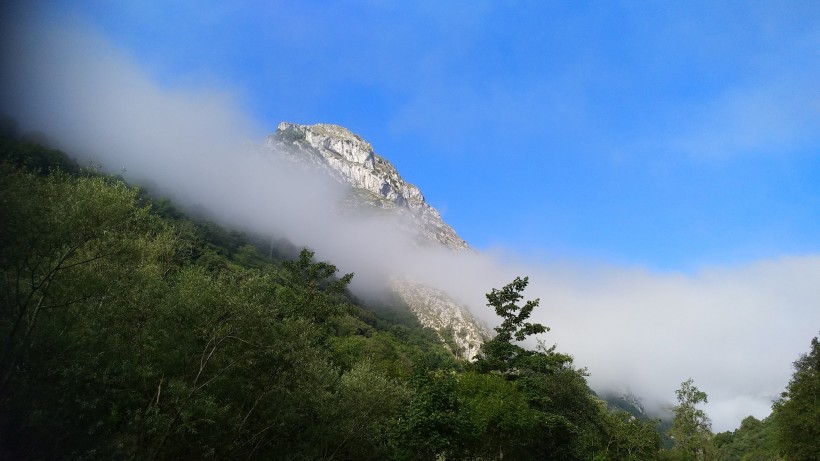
[
  {"left": 0, "top": 165, "right": 179, "bottom": 457},
  {"left": 512, "top": 357, "right": 600, "bottom": 460},
  {"left": 392, "top": 370, "right": 471, "bottom": 460},
  {"left": 321, "top": 360, "right": 410, "bottom": 460},
  {"left": 474, "top": 277, "right": 607, "bottom": 460},
  {"left": 279, "top": 248, "right": 354, "bottom": 325},
  {"left": 476, "top": 276, "right": 549, "bottom": 375},
  {"left": 0, "top": 165, "right": 162, "bottom": 398},
  {"left": 455, "top": 371, "right": 538, "bottom": 459},
  {"left": 772, "top": 334, "right": 820, "bottom": 461},
  {"left": 669, "top": 378, "right": 713, "bottom": 460},
  {"left": 0, "top": 155, "right": 361, "bottom": 459},
  {"left": 712, "top": 415, "right": 780, "bottom": 461},
  {"left": 598, "top": 405, "right": 662, "bottom": 461}
]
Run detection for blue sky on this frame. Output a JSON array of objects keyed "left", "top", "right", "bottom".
[{"left": 29, "top": 1, "right": 820, "bottom": 270}]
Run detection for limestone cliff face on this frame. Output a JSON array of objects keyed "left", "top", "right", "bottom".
[
  {"left": 390, "top": 278, "right": 484, "bottom": 361},
  {"left": 265, "top": 122, "right": 488, "bottom": 359},
  {"left": 266, "top": 122, "right": 469, "bottom": 251}
]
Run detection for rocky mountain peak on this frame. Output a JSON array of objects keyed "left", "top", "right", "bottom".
[
  {"left": 265, "top": 122, "right": 489, "bottom": 359},
  {"left": 267, "top": 122, "right": 468, "bottom": 251},
  {"left": 277, "top": 122, "right": 375, "bottom": 165}
]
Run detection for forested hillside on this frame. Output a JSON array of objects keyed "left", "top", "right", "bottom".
[{"left": 0, "top": 132, "right": 816, "bottom": 460}]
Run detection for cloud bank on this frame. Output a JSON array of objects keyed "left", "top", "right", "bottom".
[{"left": 2, "top": 8, "right": 818, "bottom": 432}]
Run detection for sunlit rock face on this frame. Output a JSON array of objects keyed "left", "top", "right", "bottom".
[
  {"left": 265, "top": 122, "right": 488, "bottom": 359},
  {"left": 266, "top": 122, "right": 469, "bottom": 251},
  {"left": 390, "top": 277, "right": 486, "bottom": 361}
]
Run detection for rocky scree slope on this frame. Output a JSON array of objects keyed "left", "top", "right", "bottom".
[{"left": 266, "top": 122, "right": 487, "bottom": 359}]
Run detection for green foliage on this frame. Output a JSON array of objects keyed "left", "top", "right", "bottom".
[
  {"left": 598, "top": 405, "right": 663, "bottom": 461},
  {"left": 323, "top": 360, "right": 411, "bottom": 460},
  {"left": 455, "top": 372, "right": 539, "bottom": 459},
  {"left": 0, "top": 165, "right": 161, "bottom": 398},
  {"left": 0, "top": 132, "right": 81, "bottom": 175},
  {"left": 771, "top": 334, "right": 820, "bottom": 461},
  {"left": 0, "top": 149, "right": 370, "bottom": 458},
  {"left": 487, "top": 276, "right": 547, "bottom": 343},
  {"left": 668, "top": 378, "right": 713, "bottom": 461},
  {"left": 712, "top": 415, "right": 781, "bottom": 461},
  {"left": 476, "top": 276, "right": 558, "bottom": 375},
  {"left": 393, "top": 370, "right": 472, "bottom": 460},
  {"left": 472, "top": 276, "right": 640, "bottom": 460}
]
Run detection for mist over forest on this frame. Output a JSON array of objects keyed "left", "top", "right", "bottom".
[{"left": 2, "top": 3, "right": 819, "bottom": 459}]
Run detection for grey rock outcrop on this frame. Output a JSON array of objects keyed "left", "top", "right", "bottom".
[
  {"left": 266, "top": 122, "right": 469, "bottom": 251},
  {"left": 390, "top": 278, "right": 485, "bottom": 360},
  {"left": 265, "top": 122, "right": 488, "bottom": 359}
]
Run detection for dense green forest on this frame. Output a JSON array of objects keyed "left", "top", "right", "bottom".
[{"left": 1, "top": 131, "right": 817, "bottom": 459}]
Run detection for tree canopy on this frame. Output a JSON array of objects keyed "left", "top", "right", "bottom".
[
  {"left": 667, "top": 378, "right": 713, "bottom": 460},
  {"left": 772, "top": 334, "right": 820, "bottom": 461}
]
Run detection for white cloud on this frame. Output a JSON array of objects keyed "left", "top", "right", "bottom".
[{"left": 519, "top": 256, "right": 820, "bottom": 431}]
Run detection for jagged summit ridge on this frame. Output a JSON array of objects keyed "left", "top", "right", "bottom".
[
  {"left": 267, "top": 122, "right": 468, "bottom": 251},
  {"left": 287, "top": 122, "right": 374, "bottom": 164}
]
